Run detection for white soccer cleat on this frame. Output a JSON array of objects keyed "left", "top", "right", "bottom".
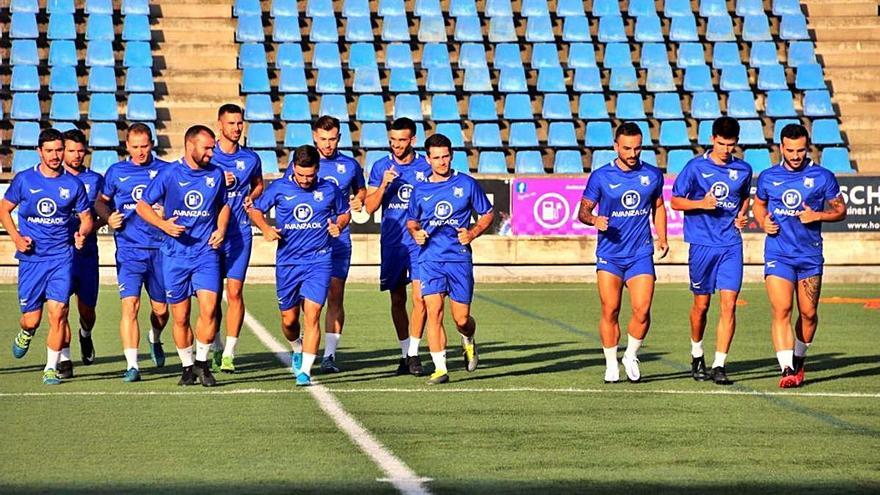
[
  {"left": 621, "top": 354, "right": 641, "bottom": 383},
  {"left": 604, "top": 365, "right": 620, "bottom": 383}
]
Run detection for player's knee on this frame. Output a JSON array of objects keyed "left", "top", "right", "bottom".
[
  {"left": 692, "top": 299, "right": 710, "bottom": 315},
  {"left": 800, "top": 308, "right": 818, "bottom": 324},
  {"left": 631, "top": 304, "right": 651, "bottom": 322},
  {"left": 719, "top": 299, "right": 737, "bottom": 316},
  {"left": 453, "top": 314, "right": 471, "bottom": 328},
  {"left": 20, "top": 313, "right": 40, "bottom": 330}
]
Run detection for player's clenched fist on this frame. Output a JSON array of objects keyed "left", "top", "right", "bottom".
[
  {"left": 457, "top": 227, "right": 474, "bottom": 245},
  {"left": 413, "top": 229, "right": 429, "bottom": 245},
  {"left": 14, "top": 235, "right": 32, "bottom": 253},
  {"left": 702, "top": 193, "right": 718, "bottom": 210},
  {"left": 594, "top": 215, "right": 609, "bottom": 231},
  {"left": 348, "top": 194, "right": 363, "bottom": 212},
  {"left": 381, "top": 165, "right": 399, "bottom": 187},
  {"left": 74, "top": 232, "right": 86, "bottom": 250},
  {"left": 208, "top": 229, "right": 225, "bottom": 249},
  {"left": 263, "top": 226, "right": 282, "bottom": 242},
  {"left": 763, "top": 213, "right": 779, "bottom": 235},
  {"left": 734, "top": 213, "right": 748, "bottom": 230},
  {"left": 797, "top": 203, "right": 821, "bottom": 224},
  {"left": 224, "top": 171, "right": 235, "bottom": 187},
  {"left": 327, "top": 218, "right": 341, "bottom": 238},
  {"left": 107, "top": 210, "right": 125, "bottom": 229}
]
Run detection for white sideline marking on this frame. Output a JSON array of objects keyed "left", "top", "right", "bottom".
[{"left": 240, "top": 309, "right": 432, "bottom": 495}]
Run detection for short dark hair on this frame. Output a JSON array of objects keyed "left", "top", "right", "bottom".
[
  {"left": 218, "top": 103, "right": 244, "bottom": 119},
  {"left": 615, "top": 122, "right": 643, "bottom": 140},
  {"left": 291, "top": 144, "right": 320, "bottom": 168},
  {"left": 312, "top": 115, "right": 341, "bottom": 132},
  {"left": 127, "top": 123, "right": 153, "bottom": 141},
  {"left": 780, "top": 123, "right": 810, "bottom": 144},
  {"left": 62, "top": 129, "right": 87, "bottom": 147},
  {"left": 185, "top": 125, "right": 216, "bottom": 143},
  {"left": 38, "top": 129, "right": 64, "bottom": 148},
  {"left": 390, "top": 117, "right": 417, "bottom": 135},
  {"left": 712, "top": 116, "right": 740, "bottom": 140},
  {"left": 424, "top": 133, "right": 452, "bottom": 154}
]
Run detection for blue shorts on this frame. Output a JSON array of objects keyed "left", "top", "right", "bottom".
[
  {"left": 420, "top": 260, "right": 475, "bottom": 304},
  {"left": 688, "top": 244, "right": 743, "bottom": 295},
  {"left": 379, "top": 244, "right": 420, "bottom": 291},
  {"left": 18, "top": 258, "right": 73, "bottom": 313},
  {"left": 277, "top": 260, "right": 332, "bottom": 310},
  {"left": 116, "top": 248, "right": 166, "bottom": 303},
  {"left": 764, "top": 254, "right": 824, "bottom": 283},
  {"left": 221, "top": 236, "right": 252, "bottom": 282},
  {"left": 596, "top": 254, "right": 655, "bottom": 282},
  {"left": 72, "top": 251, "right": 100, "bottom": 308},
  {"left": 163, "top": 252, "right": 221, "bottom": 304},
  {"left": 331, "top": 248, "right": 352, "bottom": 280}
]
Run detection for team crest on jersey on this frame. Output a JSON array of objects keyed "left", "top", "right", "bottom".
[
  {"left": 59, "top": 187, "right": 70, "bottom": 199},
  {"left": 453, "top": 187, "right": 464, "bottom": 198},
  {"left": 235, "top": 160, "right": 246, "bottom": 171},
  {"left": 415, "top": 171, "right": 426, "bottom": 182},
  {"left": 149, "top": 170, "right": 158, "bottom": 179},
  {"left": 206, "top": 176, "right": 216, "bottom": 188},
  {"left": 804, "top": 177, "right": 814, "bottom": 188},
  {"left": 313, "top": 190, "right": 324, "bottom": 202},
  {"left": 337, "top": 163, "right": 346, "bottom": 174},
  {"left": 729, "top": 170, "right": 738, "bottom": 181},
  {"left": 640, "top": 175, "right": 650, "bottom": 186},
  {"left": 84, "top": 184, "right": 91, "bottom": 194}
]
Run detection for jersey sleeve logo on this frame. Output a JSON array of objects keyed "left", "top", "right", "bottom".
[
  {"left": 434, "top": 201, "right": 453, "bottom": 220},
  {"left": 59, "top": 187, "right": 70, "bottom": 200},
  {"left": 37, "top": 198, "right": 57, "bottom": 217},
  {"left": 804, "top": 177, "right": 814, "bottom": 188},
  {"left": 453, "top": 187, "right": 464, "bottom": 198}
]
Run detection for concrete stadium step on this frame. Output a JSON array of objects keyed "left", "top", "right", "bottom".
[
  {"left": 803, "top": 0, "right": 880, "bottom": 17},
  {"left": 155, "top": 43, "right": 239, "bottom": 70},
  {"left": 851, "top": 147, "right": 880, "bottom": 172},
  {"left": 811, "top": 17, "right": 880, "bottom": 40},
  {"left": 154, "top": 69, "right": 241, "bottom": 97},
  {"left": 153, "top": 1, "right": 233, "bottom": 18},
  {"left": 816, "top": 41, "right": 880, "bottom": 67}
]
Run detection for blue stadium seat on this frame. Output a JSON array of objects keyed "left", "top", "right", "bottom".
[
  {"left": 87, "top": 14, "right": 116, "bottom": 41},
  {"left": 13, "top": 150, "right": 42, "bottom": 173},
  {"left": 282, "top": 123, "right": 310, "bottom": 147},
  {"left": 498, "top": 67, "right": 528, "bottom": 92},
  {"left": 659, "top": 120, "right": 690, "bottom": 146},
  {"left": 738, "top": 120, "right": 766, "bottom": 145},
  {"left": 743, "top": 149, "right": 772, "bottom": 174},
  {"left": 598, "top": 15, "right": 627, "bottom": 42},
  {"left": 758, "top": 64, "right": 788, "bottom": 91},
  {"left": 234, "top": 0, "right": 261, "bottom": 16},
  {"left": 803, "top": 90, "right": 834, "bottom": 117},
  {"left": 593, "top": 0, "right": 621, "bottom": 16},
  {"left": 488, "top": 16, "right": 517, "bottom": 42},
  {"left": 780, "top": 14, "right": 809, "bottom": 40},
  {"left": 609, "top": 67, "right": 639, "bottom": 92},
  {"left": 585, "top": 121, "right": 614, "bottom": 147},
  {"left": 629, "top": 0, "right": 657, "bottom": 16},
  {"left": 478, "top": 151, "right": 508, "bottom": 174},
  {"left": 346, "top": 15, "right": 374, "bottom": 42},
  {"left": 548, "top": 122, "right": 578, "bottom": 147},
  {"left": 653, "top": 93, "right": 684, "bottom": 119},
  {"left": 48, "top": 14, "right": 77, "bottom": 40},
  {"left": 677, "top": 43, "right": 705, "bottom": 67},
  {"left": 313, "top": 43, "right": 342, "bottom": 68},
  {"left": 304, "top": 0, "right": 332, "bottom": 17},
  {"left": 416, "top": 0, "right": 443, "bottom": 16},
  {"left": 712, "top": 42, "right": 742, "bottom": 69},
  {"left": 690, "top": 91, "right": 722, "bottom": 119},
  {"left": 319, "top": 94, "right": 349, "bottom": 122},
  {"left": 646, "top": 66, "right": 675, "bottom": 92},
  {"left": 468, "top": 94, "right": 498, "bottom": 121},
  {"left": 504, "top": 94, "right": 534, "bottom": 120},
  {"left": 666, "top": 149, "right": 694, "bottom": 174},
  {"left": 568, "top": 43, "right": 597, "bottom": 68},
  {"left": 635, "top": 15, "right": 664, "bottom": 42},
  {"left": 537, "top": 67, "right": 567, "bottom": 92},
  {"left": 245, "top": 94, "right": 275, "bottom": 121},
  {"left": 562, "top": 15, "right": 591, "bottom": 42},
  {"left": 492, "top": 43, "right": 521, "bottom": 68},
  {"left": 796, "top": 64, "right": 827, "bottom": 90},
  {"left": 664, "top": 0, "right": 692, "bottom": 16},
  {"left": 458, "top": 43, "right": 487, "bottom": 68},
  {"left": 12, "top": 122, "right": 41, "bottom": 147},
  {"left": 451, "top": 153, "right": 470, "bottom": 174},
  {"left": 11, "top": 66, "right": 40, "bottom": 92},
  {"left": 736, "top": 0, "right": 764, "bottom": 15},
  {"left": 640, "top": 43, "right": 670, "bottom": 69},
  {"left": 393, "top": 94, "right": 422, "bottom": 121},
  {"left": 122, "top": 0, "right": 150, "bottom": 15},
  {"left": 90, "top": 150, "right": 119, "bottom": 175},
  {"left": 257, "top": 150, "right": 280, "bottom": 174},
  {"left": 431, "top": 94, "right": 461, "bottom": 121},
  {"left": 812, "top": 119, "right": 843, "bottom": 145},
  {"left": 281, "top": 94, "right": 312, "bottom": 121},
  {"left": 743, "top": 14, "right": 772, "bottom": 42},
  {"left": 436, "top": 123, "right": 465, "bottom": 148},
  {"left": 239, "top": 43, "right": 268, "bottom": 68},
  {"left": 553, "top": 150, "right": 584, "bottom": 173},
  {"left": 11, "top": 0, "right": 38, "bottom": 13},
  {"left": 10, "top": 13, "right": 39, "bottom": 39},
  {"left": 450, "top": 0, "right": 477, "bottom": 16},
  {"left": 706, "top": 15, "right": 735, "bottom": 42},
  {"left": 697, "top": 120, "right": 714, "bottom": 145},
  {"left": 348, "top": 43, "right": 378, "bottom": 69},
  {"left": 640, "top": 150, "right": 658, "bottom": 166},
  {"left": 310, "top": 16, "right": 339, "bottom": 42},
  {"left": 422, "top": 43, "right": 451, "bottom": 68},
  {"left": 242, "top": 68, "right": 271, "bottom": 93},
  {"left": 124, "top": 42, "right": 153, "bottom": 68},
  {"left": 354, "top": 95, "right": 384, "bottom": 122},
  {"left": 51, "top": 40, "right": 79, "bottom": 66},
  {"left": 89, "top": 93, "right": 118, "bottom": 121},
  {"left": 454, "top": 15, "right": 483, "bottom": 42},
  {"left": 248, "top": 123, "right": 276, "bottom": 148},
  {"left": 386, "top": 43, "right": 414, "bottom": 67},
  {"left": 720, "top": 66, "right": 750, "bottom": 91},
  {"left": 238, "top": 15, "right": 265, "bottom": 43},
  {"left": 591, "top": 150, "right": 617, "bottom": 169},
  {"left": 515, "top": 151, "right": 545, "bottom": 174},
  {"left": 616, "top": 93, "right": 647, "bottom": 120},
  {"left": 277, "top": 43, "right": 305, "bottom": 68},
  {"left": 669, "top": 14, "right": 699, "bottom": 42},
  {"left": 542, "top": 93, "right": 573, "bottom": 120},
  {"left": 522, "top": 0, "right": 550, "bottom": 17},
  {"left": 787, "top": 41, "right": 817, "bottom": 67},
  {"left": 273, "top": 16, "right": 301, "bottom": 42},
  {"left": 11, "top": 40, "right": 39, "bottom": 66},
  {"left": 556, "top": 0, "right": 585, "bottom": 16},
  {"left": 773, "top": 118, "right": 801, "bottom": 142},
  {"left": 684, "top": 66, "right": 714, "bottom": 92},
  {"left": 700, "top": 0, "right": 728, "bottom": 16},
  {"left": 279, "top": 67, "right": 308, "bottom": 92},
  {"left": 343, "top": 0, "right": 370, "bottom": 17},
  {"left": 85, "top": 0, "right": 113, "bottom": 14},
  {"left": 418, "top": 15, "right": 447, "bottom": 42},
  {"left": 578, "top": 93, "right": 609, "bottom": 119},
  {"left": 603, "top": 43, "right": 633, "bottom": 69},
  {"left": 820, "top": 148, "right": 852, "bottom": 173},
  {"left": 381, "top": 15, "right": 409, "bottom": 42},
  {"left": 464, "top": 67, "right": 493, "bottom": 92},
  {"left": 727, "top": 90, "right": 758, "bottom": 118},
  {"left": 49, "top": 66, "right": 78, "bottom": 93},
  {"left": 526, "top": 15, "right": 555, "bottom": 42},
  {"left": 764, "top": 90, "right": 797, "bottom": 117},
  {"left": 379, "top": 0, "right": 406, "bottom": 16},
  {"left": 472, "top": 123, "right": 503, "bottom": 148},
  {"left": 773, "top": 0, "right": 803, "bottom": 15},
  {"left": 49, "top": 93, "right": 79, "bottom": 121},
  {"left": 362, "top": 150, "right": 386, "bottom": 175},
  {"left": 388, "top": 67, "right": 418, "bottom": 92},
  {"left": 53, "top": 122, "right": 77, "bottom": 133},
  {"left": 317, "top": 68, "right": 346, "bottom": 93},
  {"left": 509, "top": 123, "right": 539, "bottom": 148},
  {"left": 532, "top": 43, "right": 561, "bottom": 68},
  {"left": 486, "top": 0, "right": 513, "bottom": 16},
  {"left": 635, "top": 121, "right": 654, "bottom": 146},
  {"left": 122, "top": 15, "right": 151, "bottom": 42},
  {"left": 127, "top": 94, "right": 156, "bottom": 121},
  {"left": 427, "top": 67, "right": 456, "bottom": 92},
  {"left": 750, "top": 42, "right": 779, "bottom": 67},
  {"left": 89, "top": 122, "right": 119, "bottom": 148},
  {"left": 352, "top": 68, "right": 382, "bottom": 93}
]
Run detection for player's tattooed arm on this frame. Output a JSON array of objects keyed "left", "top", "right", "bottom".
[
  {"left": 800, "top": 275, "right": 822, "bottom": 307},
  {"left": 0, "top": 199, "right": 30, "bottom": 252},
  {"left": 578, "top": 199, "right": 609, "bottom": 230},
  {"left": 799, "top": 195, "right": 846, "bottom": 224}
]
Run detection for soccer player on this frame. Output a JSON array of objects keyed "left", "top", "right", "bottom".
[
  {"left": 753, "top": 123, "right": 846, "bottom": 388},
  {"left": 577, "top": 122, "right": 668, "bottom": 383},
  {"left": 95, "top": 124, "right": 171, "bottom": 382},
  {"left": 249, "top": 145, "right": 351, "bottom": 386},
  {"left": 210, "top": 103, "right": 264, "bottom": 373},
  {"left": 364, "top": 117, "right": 433, "bottom": 376},
  {"left": 136, "top": 125, "right": 231, "bottom": 387},
  {"left": 671, "top": 117, "right": 753, "bottom": 385},
  {"left": 406, "top": 134, "right": 494, "bottom": 384},
  {"left": 57, "top": 129, "right": 105, "bottom": 380},
  {"left": 0, "top": 129, "right": 93, "bottom": 385}
]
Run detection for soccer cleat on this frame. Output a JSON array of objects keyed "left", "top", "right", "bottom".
[
  {"left": 320, "top": 355, "right": 340, "bottom": 374},
  {"left": 291, "top": 352, "right": 303, "bottom": 374},
  {"left": 122, "top": 367, "right": 141, "bottom": 383},
  {"left": 407, "top": 355, "right": 425, "bottom": 376},
  {"left": 178, "top": 365, "right": 196, "bottom": 386},
  {"left": 211, "top": 350, "right": 223, "bottom": 373},
  {"left": 427, "top": 370, "right": 449, "bottom": 385},
  {"left": 295, "top": 372, "right": 312, "bottom": 387},
  {"left": 710, "top": 366, "right": 733, "bottom": 385},
  {"left": 193, "top": 361, "right": 217, "bottom": 387},
  {"left": 56, "top": 360, "right": 74, "bottom": 379},
  {"left": 394, "top": 357, "right": 409, "bottom": 375},
  {"left": 621, "top": 354, "right": 641, "bottom": 383},
  {"left": 691, "top": 356, "right": 710, "bottom": 381},
  {"left": 462, "top": 338, "right": 478, "bottom": 372},
  {"left": 220, "top": 355, "right": 236, "bottom": 374},
  {"left": 779, "top": 366, "right": 799, "bottom": 388},
  {"left": 149, "top": 341, "right": 165, "bottom": 367},
  {"left": 79, "top": 333, "right": 95, "bottom": 365},
  {"left": 12, "top": 329, "right": 35, "bottom": 359},
  {"left": 42, "top": 369, "right": 62, "bottom": 385},
  {"left": 604, "top": 365, "right": 620, "bottom": 384},
  {"left": 793, "top": 356, "right": 806, "bottom": 387}
]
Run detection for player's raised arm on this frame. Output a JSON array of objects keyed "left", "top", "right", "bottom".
[{"left": 365, "top": 163, "right": 398, "bottom": 214}]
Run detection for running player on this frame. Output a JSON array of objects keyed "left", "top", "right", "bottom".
[
  {"left": 95, "top": 124, "right": 171, "bottom": 382},
  {"left": 671, "top": 117, "right": 752, "bottom": 385},
  {"left": 753, "top": 123, "right": 846, "bottom": 388},
  {"left": 406, "top": 134, "right": 494, "bottom": 384},
  {"left": 210, "top": 103, "right": 264, "bottom": 373},
  {"left": 577, "top": 122, "right": 668, "bottom": 383},
  {"left": 364, "top": 117, "right": 433, "bottom": 376},
  {"left": 56, "top": 129, "right": 105, "bottom": 379},
  {"left": 136, "top": 125, "right": 230, "bottom": 387},
  {"left": 0, "top": 129, "right": 93, "bottom": 384},
  {"left": 249, "top": 145, "right": 351, "bottom": 386}
]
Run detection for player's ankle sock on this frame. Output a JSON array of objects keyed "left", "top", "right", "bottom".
[
  {"left": 195, "top": 340, "right": 211, "bottom": 362},
  {"left": 430, "top": 350, "right": 447, "bottom": 374},
  {"left": 776, "top": 350, "right": 794, "bottom": 371},
  {"left": 300, "top": 353, "right": 316, "bottom": 376},
  {"left": 289, "top": 338, "right": 302, "bottom": 353},
  {"left": 210, "top": 335, "right": 224, "bottom": 353},
  {"left": 399, "top": 337, "right": 410, "bottom": 358},
  {"left": 45, "top": 348, "right": 61, "bottom": 371},
  {"left": 624, "top": 335, "right": 642, "bottom": 359},
  {"left": 223, "top": 336, "right": 238, "bottom": 358},
  {"left": 461, "top": 334, "right": 474, "bottom": 345},
  {"left": 176, "top": 346, "right": 194, "bottom": 367},
  {"left": 603, "top": 346, "right": 619, "bottom": 369},
  {"left": 148, "top": 328, "right": 160, "bottom": 344},
  {"left": 794, "top": 338, "right": 811, "bottom": 358},
  {"left": 407, "top": 337, "right": 420, "bottom": 357},
  {"left": 712, "top": 352, "right": 728, "bottom": 369},
  {"left": 323, "top": 333, "right": 341, "bottom": 358},
  {"left": 79, "top": 328, "right": 91, "bottom": 339},
  {"left": 59, "top": 346, "right": 71, "bottom": 363},
  {"left": 691, "top": 340, "right": 704, "bottom": 358},
  {"left": 124, "top": 348, "right": 139, "bottom": 370}
]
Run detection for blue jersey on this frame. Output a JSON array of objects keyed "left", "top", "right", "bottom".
[
  {"left": 211, "top": 144, "right": 262, "bottom": 239},
  {"left": 582, "top": 161, "right": 664, "bottom": 260},
  {"left": 756, "top": 161, "right": 841, "bottom": 258},
  {"left": 408, "top": 172, "right": 493, "bottom": 263},
  {"left": 102, "top": 157, "right": 171, "bottom": 250},
  {"left": 317, "top": 152, "right": 365, "bottom": 254},
  {"left": 253, "top": 177, "right": 349, "bottom": 265},
  {"left": 142, "top": 159, "right": 229, "bottom": 259},
  {"left": 672, "top": 151, "right": 753, "bottom": 247},
  {"left": 367, "top": 153, "right": 432, "bottom": 249},
  {"left": 67, "top": 167, "right": 104, "bottom": 257},
  {"left": 4, "top": 165, "right": 90, "bottom": 261}
]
